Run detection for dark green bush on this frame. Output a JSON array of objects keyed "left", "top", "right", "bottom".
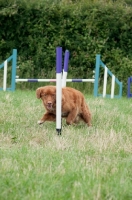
[{"left": 0, "top": 0, "right": 132, "bottom": 94}]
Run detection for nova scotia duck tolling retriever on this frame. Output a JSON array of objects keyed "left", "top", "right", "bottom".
[{"left": 36, "top": 85, "right": 92, "bottom": 126}]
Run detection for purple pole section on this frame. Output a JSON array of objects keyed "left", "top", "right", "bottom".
[
  {"left": 72, "top": 79, "right": 82, "bottom": 82},
  {"left": 127, "top": 77, "right": 132, "bottom": 98},
  {"left": 56, "top": 47, "right": 62, "bottom": 73},
  {"left": 131, "top": 77, "right": 132, "bottom": 97},
  {"left": 63, "top": 50, "right": 69, "bottom": 72},
  {"left": 127, "top": 77, "right": 130, "bottom": 98},
  {"left": 28, "top": 79, "right": 38, "bottom": 82}
]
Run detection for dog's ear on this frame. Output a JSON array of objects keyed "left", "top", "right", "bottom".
[{"left": 36, "top": 88, "right": 41, "bottom": 99}]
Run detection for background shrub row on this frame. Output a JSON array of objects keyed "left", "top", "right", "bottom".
[{"left": 0, "top": 0, "right": 132, "bottom": 93}]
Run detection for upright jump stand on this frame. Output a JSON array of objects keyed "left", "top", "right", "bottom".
[
  {"left": 0, "top": 49, "right": 17, "bottom": 91},
  {"left": 127, "top": 77, "right": 132, "bottom": 98},
  {"left": 94, "top": 54, "right": 122, "bottom": 98}
]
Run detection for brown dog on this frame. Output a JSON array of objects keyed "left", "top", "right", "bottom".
[{"left": 36, "top": 86, "right": 92, "bottom": 126}]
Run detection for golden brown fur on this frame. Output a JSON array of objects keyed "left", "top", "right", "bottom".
[{"left": 36, "top": 85, "right": 92, "bottom": 126}]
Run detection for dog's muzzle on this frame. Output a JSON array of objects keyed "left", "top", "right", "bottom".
[{"left": 46, "top": 102, "right": 53, "bottom": 110}]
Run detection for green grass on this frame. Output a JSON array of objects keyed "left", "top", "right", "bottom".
[{"left": 0, "top": 90, "right": 132, "bottom": 200}]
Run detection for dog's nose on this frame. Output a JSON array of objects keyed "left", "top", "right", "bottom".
[{"left": 47, "top": 102, "right": 52, "bottom": 106}]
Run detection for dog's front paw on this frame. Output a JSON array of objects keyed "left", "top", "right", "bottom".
[{"left": 37, "top": 120, "right": 44, "bottom": 125}]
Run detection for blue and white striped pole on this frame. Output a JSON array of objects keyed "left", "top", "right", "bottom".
[
  {"left": 62, "top": 50, "right": 69, "bottom": 87},
  {"left": 15, "top": 78, "right": 94, "bottom": 83},
  {"left": 56, "top": 47, "right": 62, "bottom": 135}
]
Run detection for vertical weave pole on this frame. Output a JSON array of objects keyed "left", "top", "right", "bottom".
[
  {"left": 62, "top": 50, "right": 69, "bottom": 88},
  {"left": 56, "top": 47, "right": 62, "bottom": 135}
]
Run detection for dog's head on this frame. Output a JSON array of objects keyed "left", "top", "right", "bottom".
[{"left": 36, "top": 86, "right": 56, "bottom": 111}]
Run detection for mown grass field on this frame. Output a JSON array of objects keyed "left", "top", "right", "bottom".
[{"left": 0, "top": 90, "right": 132, "bottom": 200}]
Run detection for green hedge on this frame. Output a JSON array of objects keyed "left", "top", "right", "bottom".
[{"left": 0, "top": 0, "right": 132, "bottom": 94}]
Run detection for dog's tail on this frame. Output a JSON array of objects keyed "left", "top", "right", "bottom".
[{"left": 81, "top": 98, "right": 92, "bottom": 126}]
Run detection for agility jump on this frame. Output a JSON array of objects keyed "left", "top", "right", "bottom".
[
  {"left": 94, "top": 55, "right": 122, "bottom": 98},
  {"left": 0, "top": 48, "right": 122, "bottom": 99}
]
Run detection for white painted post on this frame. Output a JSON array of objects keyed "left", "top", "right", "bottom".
[
  {"left": 111, "top": 75, "right": 115, "bottom": 99},
  {"left": 103, "top": 66, "right": 108, "bottom": 97},
  {"left": 62, "top": 70, "right": 67, "bottom": 87},
  {"left": 3, "top": 60, "right": 7, "bottom": 91},
  {"left": 62, "top": 50, "right": 69, "bottom": 88}
]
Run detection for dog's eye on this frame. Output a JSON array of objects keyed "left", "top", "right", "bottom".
[
  {"left": 42, "top": 94, "right": 47, "bottom": 97},
  {"left": 52, "top": 94, "right": 55, "bottom": 97}
]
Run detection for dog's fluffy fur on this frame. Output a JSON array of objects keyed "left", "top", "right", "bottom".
[{"left": 36, "top": 85, "right": 92, "bottom": 126}]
